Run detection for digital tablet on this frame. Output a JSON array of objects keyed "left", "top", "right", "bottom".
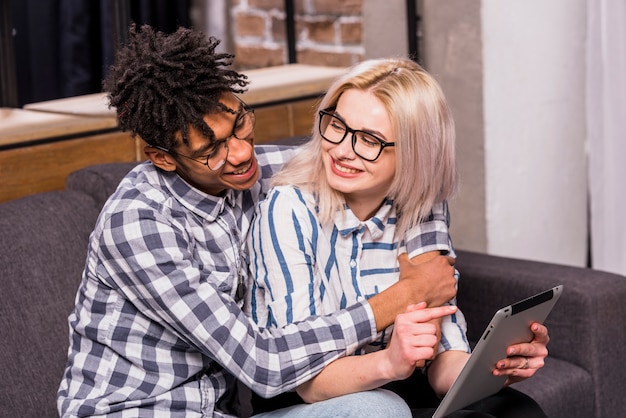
[{"left": 432, "top": 284, "right": 563, "bottom": 418}]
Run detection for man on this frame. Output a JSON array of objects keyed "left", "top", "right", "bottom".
[{"left": 57, "top": 25, "right": 457, "bottom": 417}]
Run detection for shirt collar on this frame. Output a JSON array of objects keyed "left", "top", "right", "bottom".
[
  {"left": 334, "top": 199, "right": 394, "bottom": 239},
  {"left": 160, "top": 169, "right": 235, "bottom": 221}
]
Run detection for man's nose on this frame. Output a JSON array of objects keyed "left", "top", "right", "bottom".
[{"left": 226, "top": 136, "right": 253, "bottom": 165}]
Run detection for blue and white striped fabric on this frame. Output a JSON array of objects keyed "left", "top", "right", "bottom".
[{"left": 246, "top": 185, "right": 470, "bottom": 355}]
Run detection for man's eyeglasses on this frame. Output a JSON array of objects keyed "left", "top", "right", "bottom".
[
  {"left": 155, "top": 97, "right": 256, "bottom": 171},
  {"left": 318, "top": 108, "right": 395, "bottom": 162}
]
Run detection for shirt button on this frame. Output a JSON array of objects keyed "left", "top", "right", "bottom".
[{"left": 350, "top": 259, "right": 357, "bottom": 268}]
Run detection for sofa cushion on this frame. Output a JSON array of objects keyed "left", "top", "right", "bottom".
[
  {"left": 456, "top": 249, "right": 626, "bottom": 418},
  {"left": 512, "top": 356, "right": 593, "bottom": 418},
  {"left": 0, "top": 190, "right": 101, "bottom": 417},
  {"left": 66, "top": 162, "right": 138, "bottom": 210}
]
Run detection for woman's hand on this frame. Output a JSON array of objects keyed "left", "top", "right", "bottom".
[
  {"left": 382, "top": 302, "right": 457, "bottom": 381},
  {"left": 493, "top": 322, "right": 550, "bottom": 385},
  {"left": 295, "top": 302, "right": 457, "bottom": 403}
]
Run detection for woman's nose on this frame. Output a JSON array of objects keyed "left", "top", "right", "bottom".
[{"left": 334, "top": 133, "right": 356, "bottom": 159}]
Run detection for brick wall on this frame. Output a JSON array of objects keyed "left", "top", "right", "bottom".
[{"left": 231, "top": 0, "right": 364, "bottom": 69}]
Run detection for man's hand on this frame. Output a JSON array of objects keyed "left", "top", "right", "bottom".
[
  {"left": 368, "top": 252, "right": 456, "bottom": 331},
  {"left": 398, "top": 252, "right": 457, "bottom": 307}
]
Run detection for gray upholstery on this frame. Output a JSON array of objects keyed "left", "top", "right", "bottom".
[
  {"left": 65, "top": 161, "right": 138, "bottom": 209},
  {"left": 456, "top": 251, "right": 626, "bottom": 418},
  {"left": 0, "top": 190, "right": 101, "bottom": 417},
  {"left": 0, "top": 143, "right": 624, "bottom": 417}
]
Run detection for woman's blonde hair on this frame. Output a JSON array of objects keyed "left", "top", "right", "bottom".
[{"left": 270, "top": 57, "right": 457, "bottom": 237}]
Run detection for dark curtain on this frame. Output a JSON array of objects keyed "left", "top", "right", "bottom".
[{"left": 9, "top": 0, "right": 190, "bottom": 107}]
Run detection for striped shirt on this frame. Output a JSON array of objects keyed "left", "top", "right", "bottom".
[
  {"left": 57, "top": 146, "right": 378, "bottom": 417},
  {"left": 246, "top": 185, "right": 470, "bottom": 355}
]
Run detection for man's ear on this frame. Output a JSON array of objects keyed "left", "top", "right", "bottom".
[{"left": 144, "top": 146, "right": 177, "bottom": 172}]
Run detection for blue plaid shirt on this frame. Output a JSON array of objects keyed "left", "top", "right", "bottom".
[{"left": 57, "top": 145, "right": 377, "bottom": 417}]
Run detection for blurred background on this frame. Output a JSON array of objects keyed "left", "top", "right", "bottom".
[{"left": 1, "top": 0, "right": 624, "bottom": 276}]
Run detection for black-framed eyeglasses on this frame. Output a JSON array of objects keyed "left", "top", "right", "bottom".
[
  {"left": 155, "top": 97, "right": 256, "bottom": 171},
  {"left": 318, "top": 108, "right": 395, "bottom": 162}
]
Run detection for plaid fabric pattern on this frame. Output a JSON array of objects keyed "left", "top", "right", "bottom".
[
  {"left": 58, "top": 145, "right": 377, "bottom": 417},
  {"left": 246, "top": 186, "right": 470, "bottom": 355}
]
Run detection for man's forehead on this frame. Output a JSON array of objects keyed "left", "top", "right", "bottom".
[
  {"left": 205, "top": 96, "right": 240, "bottom": 127},
  {"left": 172, "top": 93, "right": 242, "bottom": 150},
  {"left": 215, "top": 92, "right": 241, "bottom": 113}
]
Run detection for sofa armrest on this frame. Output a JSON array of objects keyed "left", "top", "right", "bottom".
[{"left": 455, "top": 250, "right": 626, "bottom": 418}]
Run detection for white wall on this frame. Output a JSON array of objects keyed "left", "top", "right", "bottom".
[
  {"left": 586, "top": 0, "right": 626, "bottom": 276},
  {"left": 481, "top": 0, "right": 588, "bottom": 266},
  {"left": 419, "top": 0, "right": 589, "bottom": 266}
]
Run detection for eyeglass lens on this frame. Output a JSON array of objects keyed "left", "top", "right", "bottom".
[
  {"left": 206, "top": 109, "right": 256, "bottom": 170},
  {"left": 319, "top": 112, "right": 385, "bottom": 161}
]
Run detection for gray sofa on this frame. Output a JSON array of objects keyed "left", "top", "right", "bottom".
[{"left": 1, "top": 149, "right": 625, "bottom": 417}]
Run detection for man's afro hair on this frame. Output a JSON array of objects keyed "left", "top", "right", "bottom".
[{"left": 103, "top": 24, "right": 248, "bottom": 149}]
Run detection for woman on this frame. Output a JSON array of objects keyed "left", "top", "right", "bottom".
[{"left": 245, "top": 58, "right": 549, "bottom": 417}]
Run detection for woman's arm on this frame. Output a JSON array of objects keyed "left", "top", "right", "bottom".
[
  {"left": 297, "top": 303, "right": 458, "bottom": 403},
  {"left": 298, "top": 251, "right": 460, "bottom": 402},
  {"left": 367, "top": 202, "right": 459, "bottom": 331},
  {"left": 426, "top": 350, "right": 470, "bottom": 398},
  {"left": 493, "top": 322, "right": 550, "bottom": 385},
  {"left": 246, "top": 187, "right": 460, "bottom": 400}
]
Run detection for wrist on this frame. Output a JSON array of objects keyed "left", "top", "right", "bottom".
[
  {"left": 375, "top": 350, "right": 397, "bottom": 383},
  {"left": 369, "top": 280, "right": 412, "bottom": 331}
]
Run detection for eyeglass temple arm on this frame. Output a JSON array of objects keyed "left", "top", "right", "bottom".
[{"left": 150, "top": 144, "right": 171, "bottom": 153}]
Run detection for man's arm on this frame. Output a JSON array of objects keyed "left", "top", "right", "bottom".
[
  {"left": 297, "top": 303, "right": 458, "bottom": 403},
  {"left": 246, "top": 186, "right": 456, "bottom": 333},
  {"left": 368, "top": 201, "right": 457, "bottom": 331},
  {"left": 367, "top": 252, "right": 456, "bottom": 331},
  {"left": 100, "top": 206, "right": 377, "bottom": 398}
]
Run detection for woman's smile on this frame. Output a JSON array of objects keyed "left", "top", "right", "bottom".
[{"left": 331, "top": 158, "right": 363, "bottom": 176}]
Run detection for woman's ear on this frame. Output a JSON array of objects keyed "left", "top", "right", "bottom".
[{"left": 144, "top": 146, "right": 177, "bottom": 172}]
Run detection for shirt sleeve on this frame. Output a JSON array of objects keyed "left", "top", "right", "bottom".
[
  {"left": 404, "top": 200, "right": 454, "bottom": 258},
  {"left": 437, "top": 270, "right": 471, "bottom": 354},
  {"left": 254, "top": 145, "right": 298, "bottom": 195},
  {"left": 246, "top": 186, "right": 328, "bottom": 328},
  {"left": 401, "top": 200, "right": 470, "bottom": 354},
  {"left": 99, "top": 202, "right": 377, "bottom": 397}
]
